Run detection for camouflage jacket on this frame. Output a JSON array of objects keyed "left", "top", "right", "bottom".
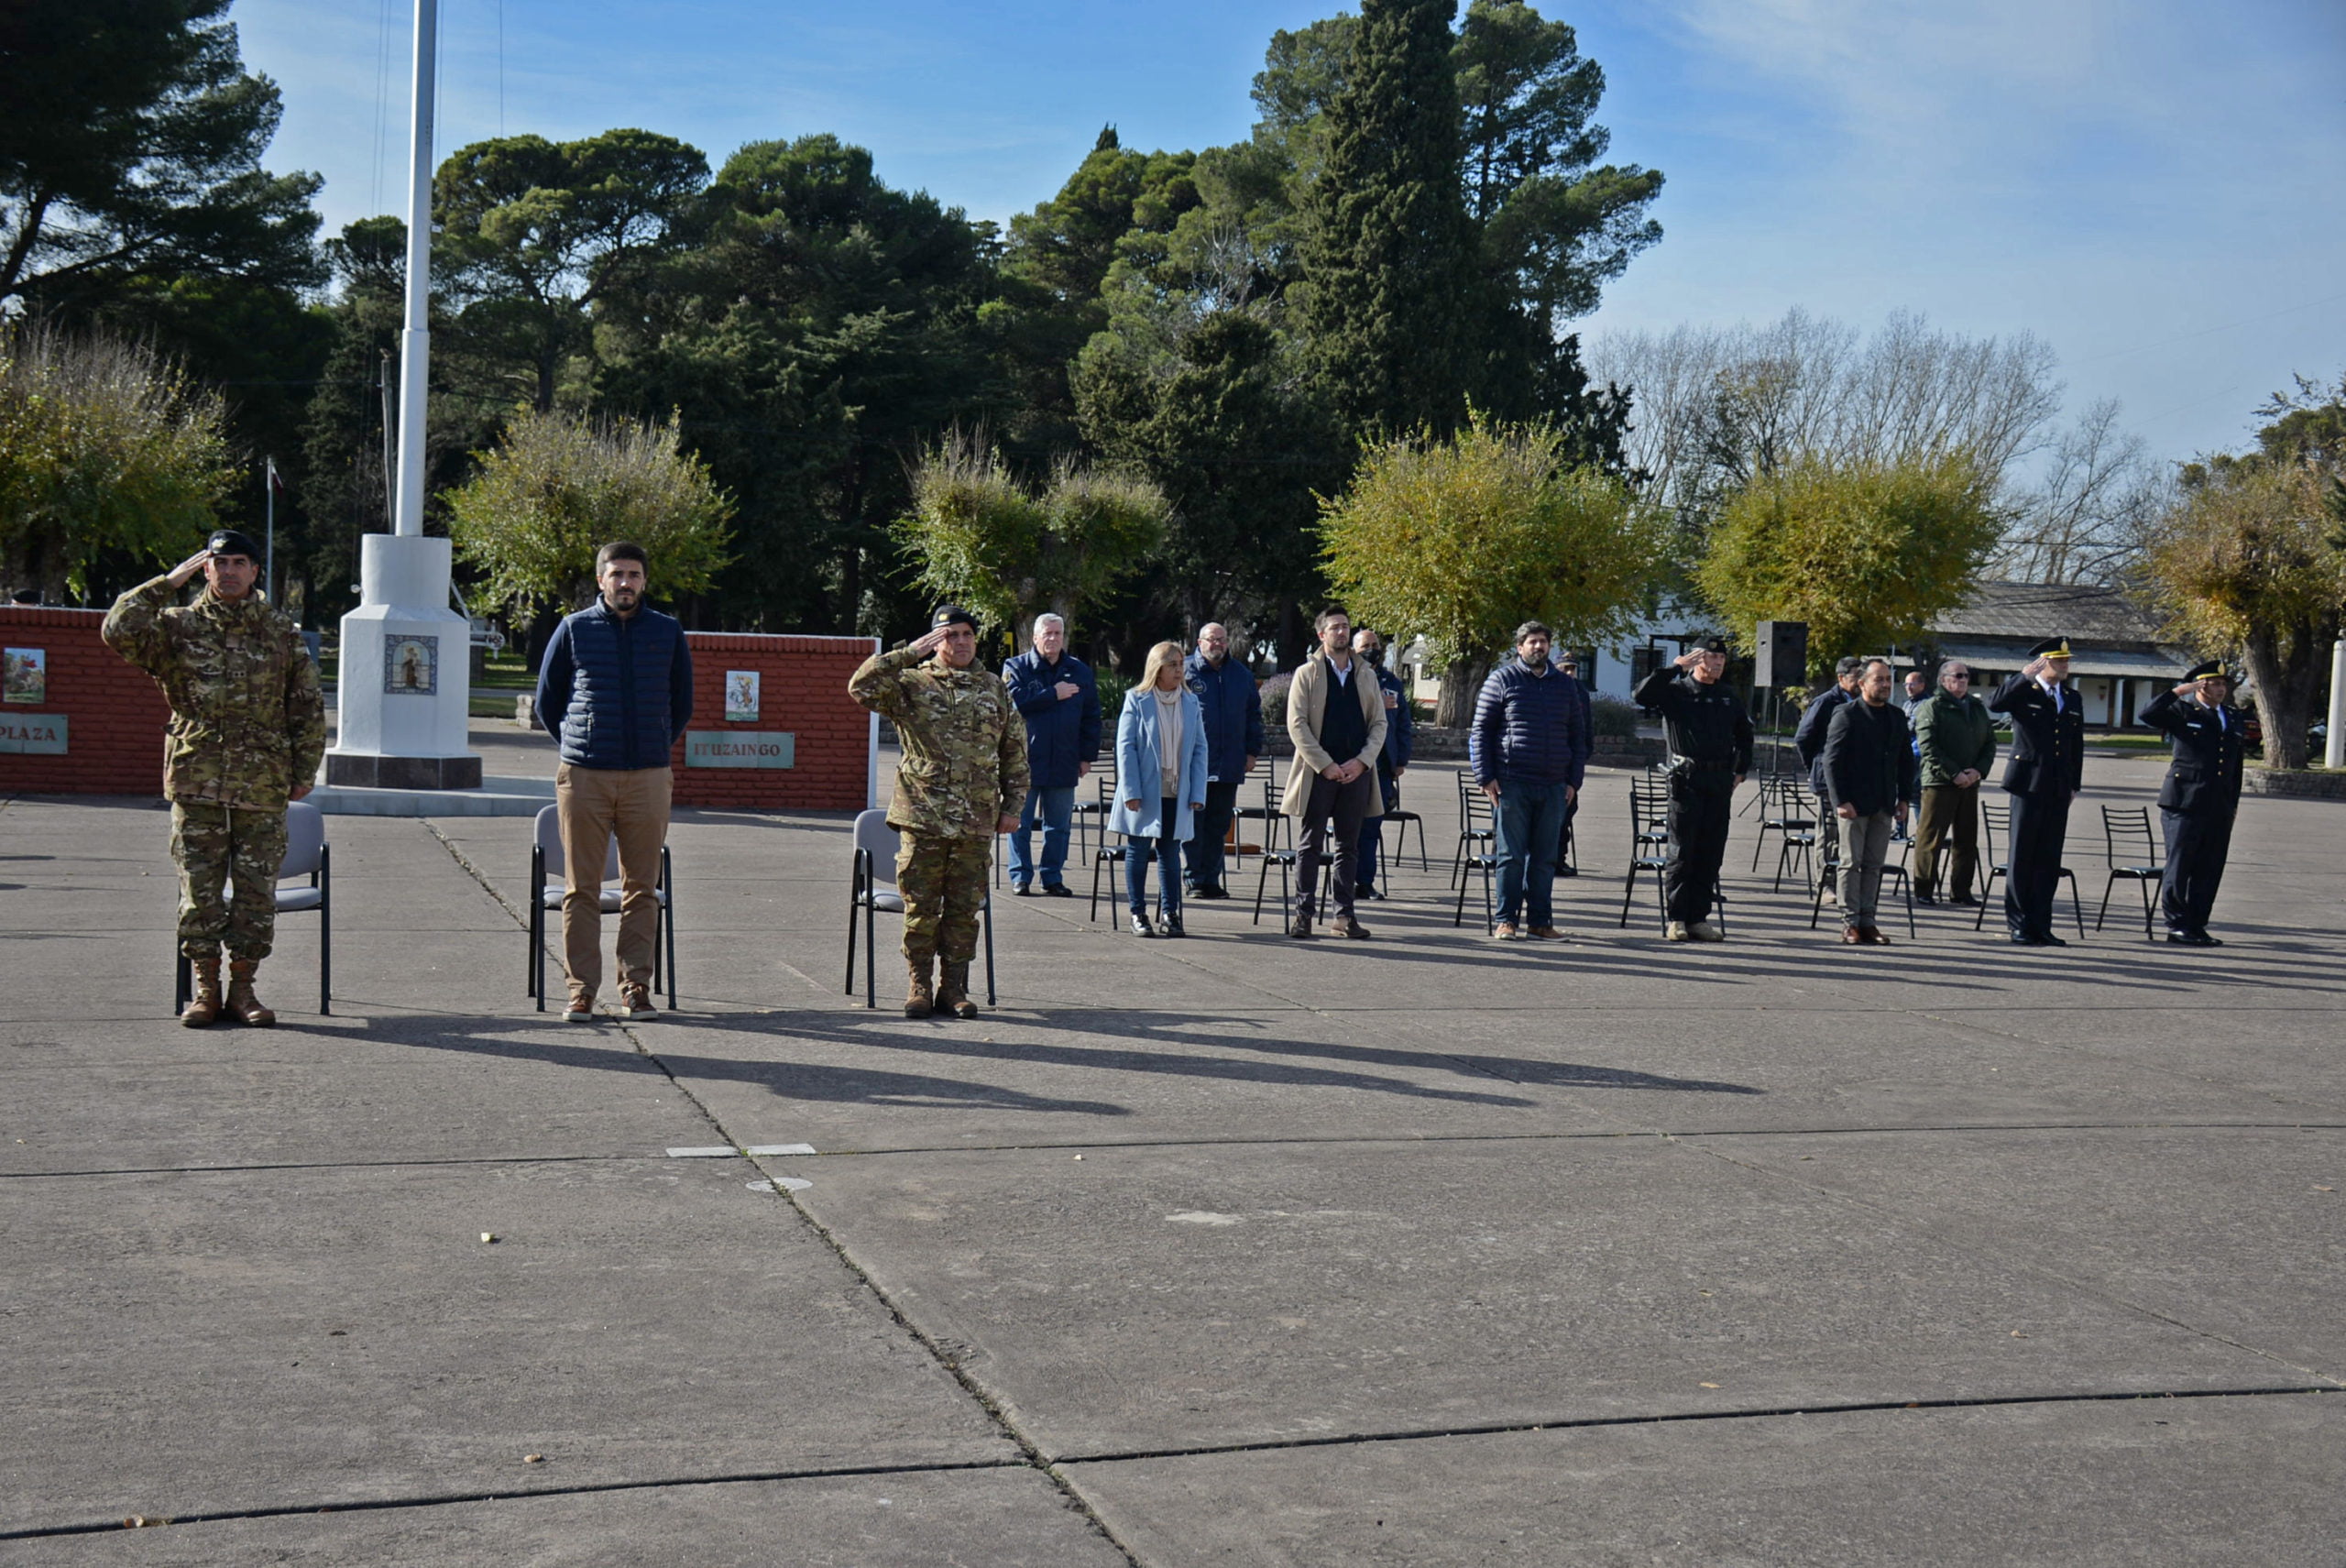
[
  {"left": 103, "top": 576, "right": 327, "bottom": 811},
  {"left": 850, "top": 642, "right": 1029, "bottom": 839}
]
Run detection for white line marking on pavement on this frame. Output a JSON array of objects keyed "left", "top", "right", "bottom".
[
  {"left": 744, "top": 1143, "right": 817, "bottom": 1156},
  {"left": 665, "top": 1146, "right": 738, "bottom": 1157}
]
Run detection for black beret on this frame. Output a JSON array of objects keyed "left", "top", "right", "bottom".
[
  {"left": 2026, "top": 636, "right": 2072, "bottom": 659},
  {"left": 2185, "top": 660, "right": 2229, "bottom": 682},
  {"left": 930, "top": 603, "right": 977, "bottom": 630},
  {"left": 206, "top": 529, "right": 263, "bottom": 562},
  {"left": 1700, "top": 637, "right": 1727, "bottom": 653}
]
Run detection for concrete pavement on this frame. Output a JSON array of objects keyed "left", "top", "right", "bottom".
[{"left": 3, "top": 735, "right": 2340, "bottom": 1563}]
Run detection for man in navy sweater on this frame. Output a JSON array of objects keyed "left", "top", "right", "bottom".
[
  {"left": 1001, "top": 613, "right": 1101, "bottom": 896},
  {"left": 1470, "top": 621, "right": 1589, "bottom": 939},
  {"left": 534, "top": 542, "right": 695, "bottom": 1019}
]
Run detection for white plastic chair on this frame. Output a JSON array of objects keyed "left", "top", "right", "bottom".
[
  {"left": 847, "top": 808, "right": 995, "bottom": 1009},
  {"left": 528, "top": 805, "right": 675, "bottom": 1011}
]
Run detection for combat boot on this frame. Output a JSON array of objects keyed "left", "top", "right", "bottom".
[
  {"left": 181, "top": 956, "right": 223, "bottom": 1028},
  {"left": 225, "top": 959, "right": 276, "bottom": 1027},
  {"left": 937, "top": 960, "right": 980, "bottom": 1020},
  {"left": 904, "top": 958, "right": 936, "bottom": 1019}
]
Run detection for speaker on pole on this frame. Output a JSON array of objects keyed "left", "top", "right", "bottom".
[{"left": 1754, "top": 620, "right": 1808, "bottom": 689}]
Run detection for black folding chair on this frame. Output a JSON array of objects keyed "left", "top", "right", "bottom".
[
  {"left": 1810, "top": 813, "right": 1917, "bottom": 938},
  {"left": 1451, "top": 772, "right": 1496, "bottom": 889},
  {"left": 1618, "top": 784, "right": 1672, "bottom": 929},
  {"left": 1973, "top": 802, "right": 2087, "bottom": 938},
  {"left": 1234, "top": 773, "right": 1289, "bottom": 867},
  {"left": 1752, "top": 774, "right": 1819, "bottom": 888},
  {"left": 1379, "top": 778, "right": 1428, "bottom": 873},
  {"left": 174, "top": 799, "right": 331, "bottom": 1017},
  {"left": 846, "top": 809, "right": 994, "bottom": 1008},
  {"left": 1070, "top": 774, "right": 1112, "bottom": 863},
  {"left": 530, "top": 806, "right": 675, "bottom": 1011},
  {"left": 2097, "top": 806, "right": 2164, "bottom": 938}
]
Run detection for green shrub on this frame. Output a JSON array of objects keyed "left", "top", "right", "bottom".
[{"left": 1590, "top": 695, "right": 1640, "bottom": 740}]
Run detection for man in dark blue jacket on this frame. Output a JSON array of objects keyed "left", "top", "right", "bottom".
[
  {"left": 1351, "top": 626, "right": 1414, "bottom": 899},
  {"left": 1794, "top": 656, "right": 1865, "bottom": 798},
  {"left": 1000, "top": 613, "right": 1100, "bottom": 895},
  {"left": 1470, "top": 621, "right": 1588, "bottom": 939},
  {"left": 534, "top": 542, "right": 695, "bottom": 1020},
  {"left": 1182, "top": 622, "right": 1264, "bottom": 899}
]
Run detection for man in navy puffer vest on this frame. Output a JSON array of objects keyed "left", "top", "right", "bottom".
[
  {"left": 1469, "top": 620, "right": 1588, "bottom": 940},
  {"left": 534, "top": 542, "right": 695, "bottom": 1019}
]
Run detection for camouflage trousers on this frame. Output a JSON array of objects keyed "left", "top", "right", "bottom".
[
  {"left": 897, "top": 831, "right": 991, "bottom": 965},
  {"left": 171, "top": 802, "right": 288, "bottom": 961}
]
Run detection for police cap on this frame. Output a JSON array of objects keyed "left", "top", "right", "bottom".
[
  {"left": 1700, "top": 637, "right": 1728, "bottom": 653},
  {"left": 2026, "top": 637, "right": 2072, "bottom": 659},
  {"left": 2185, "top": 659, "right": 2230, "bottom": 682}
]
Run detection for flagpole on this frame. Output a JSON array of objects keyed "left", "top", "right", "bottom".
[{"left": 265, "top": 455, "right": 277, "bottom": 606}]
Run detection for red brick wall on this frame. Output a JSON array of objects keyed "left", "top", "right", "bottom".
[
  {"left": 0, "top": 607, "right": 172, "bottom": 796},
  {"left": 669, "top": 632, "right": 875, "bottom": 811}
]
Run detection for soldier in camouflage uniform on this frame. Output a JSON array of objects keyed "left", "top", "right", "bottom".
[
  {"left": 849, "top": 604, "right": 1028, "bottom": 1018},
  {"left": 104, "top": 530, "right": 327, "bottom": 1027}
]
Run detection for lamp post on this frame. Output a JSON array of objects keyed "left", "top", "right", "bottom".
[{"left": 323, "top": 0, "right": 482, "bottom": 792}]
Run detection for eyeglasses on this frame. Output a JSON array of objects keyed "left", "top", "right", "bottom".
[{"left": 1946, "top": 674, "right": 1971, "bottom": 682}]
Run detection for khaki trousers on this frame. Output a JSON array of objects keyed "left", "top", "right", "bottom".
[{"left": 555, "top": 762, "right": 671, "bottom": 998}]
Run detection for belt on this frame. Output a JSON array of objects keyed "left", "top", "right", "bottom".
[{"left": 1672, "top": 756, "right": 1738, "bottom": 773}]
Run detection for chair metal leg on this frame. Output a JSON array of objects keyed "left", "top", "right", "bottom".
[
  {"left": 2096, "top": 873, "right": 2115, "bottom": 932},
  {"left": 1481, "top": 855, "right": 1494, "bottom": 934},
  {"left": 662, "top": 846, "right": 677, "bottom": 1009},
  {"left": 1617, "top": 861, "right": 1639, "bottom": 928},
  {"left": 846, "top": 858, "right": 862, "bottom": 997},
  {"left": 2066, "top": 872, "right": 2086, "bottom": 938},
  {"left": 2139, "top": 878, "right": 2155, "bottom": 940},
  {"left": 865, "top": 887, "right": 877, "bottom": 1011},
  {"left": 983, "top": 899, "right": 996, "bottom": 1004},
  {"left": 319, "top": 848, "right": 333, "bottom": 1015}
]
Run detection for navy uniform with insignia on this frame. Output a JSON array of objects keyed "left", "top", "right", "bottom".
[
  {"left": 849, "top": 604, "right": 1028, "bottom": 1019},
  {"left": 1632, "top": 638, "right": 1753, "bottom": 940},
  {"left": 1985, "top": 636, "right": 2086, "bottom": 945},
  {"left": 2139, "top": 660, "right": 2246, "bottom": 945}
]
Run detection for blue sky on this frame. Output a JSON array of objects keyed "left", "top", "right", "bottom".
[{"left": 236, "top": 0, "right": 2345, "bottom": 462}]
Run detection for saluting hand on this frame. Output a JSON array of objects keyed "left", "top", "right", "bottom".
[
  {"left": 167, "top": 549, "right": 214, "bottom": 587},
  {"left": 910, "top": 624, "right": 956, "bottom": 656}
]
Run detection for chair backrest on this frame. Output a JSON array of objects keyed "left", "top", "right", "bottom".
[
  {"left": 1628, "top": 784, "right": 1669, "bottom": 839},
  {"left": 852, "top": 808, "right": 901, "bottom": 889},
  {"left": 1455, "top": 771, "right": 1494, "bottom": 828},
  {"left": 279, "top": 800, "right": 325, "bottom": 880},
  {"left": 534, "top": 804, "right": 621, "bottom": 883},
  {"left": 1980, "top": 802, "right": 2006, "bottom": 865},
  {"left": 2100, "top": 805, "right": 2156, "bottom": 864}
]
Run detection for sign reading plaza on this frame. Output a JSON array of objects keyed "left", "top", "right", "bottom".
[
  {"left": 0, "top": 712, "right": 68, "bottom": 753},
  {"left": 685, "top": 730, "right": 795, "bottom": 769}
]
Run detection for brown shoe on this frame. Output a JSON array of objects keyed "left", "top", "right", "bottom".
[
  {"left": 224, "top": 959, "right": 276, "bottom": 1027},
  {"left": 1529, "top": 926, "right": 1566, "bottom": 941},
  {"left": 1332, "top": 914, "right": 1372, "bottom": 940},
  {"left": 904, "top": 958, "right": 936, "bottom": 1019},
  {"left": 619, "top": 982, "right": 657, "bottom": 1017},
  {"left": 1288, "top": 912, "right": 1313, "bottom": 939},
  {"left": 1842, "top": 927, "right": 1866, "bottom": 944},
  {"left": 1493, "top": 922, "right": 1520, "bottom": 941},
  {"left": 1860, "top": 925, "right": 1892, "bottom": 947},
  {"left": 937, "top": 960, "right": 980, "bottom": 1019},
  {"left": 181, "top": 956, "right": 223, "bottom": 1027}
]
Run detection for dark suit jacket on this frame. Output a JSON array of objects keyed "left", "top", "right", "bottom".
[
  {"left": 1823, "top": 699, "right": 1921, "bottom": 817},
  {"left": 1794, "top": 685, "right": 1857, "bottom": 795},
  {"left": 1986, "top": 673, "right": 2085, "bottom": 798},
  {"left": 2140, "top": 689, "right": 2245, "bottom": 816}
]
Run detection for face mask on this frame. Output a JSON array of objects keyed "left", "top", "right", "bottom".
[{"left": 1360, "top": 648, "right": 1384, "bottom": 667}]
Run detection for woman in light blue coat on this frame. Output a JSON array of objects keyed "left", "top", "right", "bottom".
[{"left": 1112, "top": 640, "right": 1210, "bottom": 937}]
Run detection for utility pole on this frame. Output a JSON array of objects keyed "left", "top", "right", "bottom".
[{"left": 264, "top": 456, "right": 277, "bottom": 606}]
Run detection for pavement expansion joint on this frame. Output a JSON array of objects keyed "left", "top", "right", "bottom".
[
  {"left": 1046, "top": 1384, "right": 2346, "bottom": 1469},
  {"left": 0, "top": 1456, "right": 1036, "bottom": 1544},
  {"left": 0, "top": 1153, "right": 658, "bottom": 1180}
]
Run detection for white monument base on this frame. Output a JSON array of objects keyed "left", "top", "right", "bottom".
[{"left": 323, "top": 533, "right": 483, "bottom": 790}]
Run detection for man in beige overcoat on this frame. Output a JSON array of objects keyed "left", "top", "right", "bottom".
[{"left": 1280, "top": 606, "right": 1388, "bottom": 938}]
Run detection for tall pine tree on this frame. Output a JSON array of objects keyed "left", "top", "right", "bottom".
[{"left": 1299, "top": 0, "right": 1483, "bottom": 440}]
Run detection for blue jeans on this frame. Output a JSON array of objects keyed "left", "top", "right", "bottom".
[
  {"left": 1125, "top": 798, "right": 1183, "bottom": 915},
  {"left": 1495, "top": 777, "right": 1569, "bottom": 926},
  {"left": 1008, "top": 784, "right": 1074, "bottom": 888}
]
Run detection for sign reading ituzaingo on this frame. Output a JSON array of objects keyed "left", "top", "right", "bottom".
[{"left": 685, "top": 730, "right": 795, "bottom": 769}]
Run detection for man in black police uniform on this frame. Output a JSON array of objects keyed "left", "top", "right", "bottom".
[
  {"left": 1986, "top": 636, "right": 2086, "bottom": 946},
  {"left": 2139, "top": 659, "right": 2245, "bottom": 945},
  {"left": 1633, "top": 638, "right": 1753, "bottom": 941}
]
